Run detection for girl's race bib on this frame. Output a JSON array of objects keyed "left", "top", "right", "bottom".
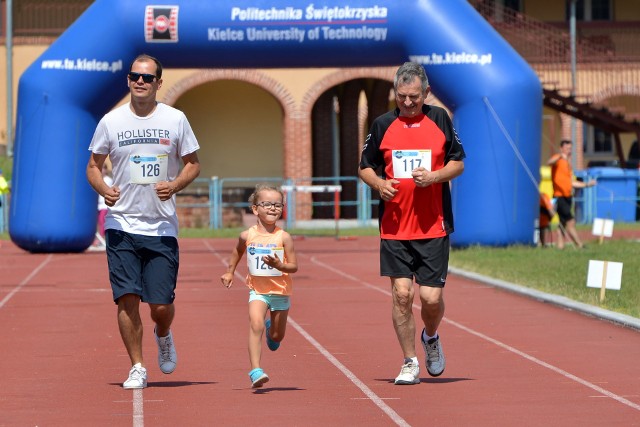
[{"left": 247, "top": 246, "right": 284, "bottom": 277}]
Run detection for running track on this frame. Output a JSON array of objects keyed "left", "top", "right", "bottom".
[{"left": 1, "top": 236, "right": 639, "bottom": 426}]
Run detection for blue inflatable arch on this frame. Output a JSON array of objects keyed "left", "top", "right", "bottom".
[{"left": 11, "top": 0, "right": 541, "bottom": 252}]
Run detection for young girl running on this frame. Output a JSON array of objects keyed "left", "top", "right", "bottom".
[{"left": 221, "top": 184, "right": 298, "bottom": 388}]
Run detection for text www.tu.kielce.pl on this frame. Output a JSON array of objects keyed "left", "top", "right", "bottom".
[
  {"left": 409, "top": 52, "right": 493, "bottom": 66},
  {"left": 40, "top": 58, "right": 123, "bottom": 72}
]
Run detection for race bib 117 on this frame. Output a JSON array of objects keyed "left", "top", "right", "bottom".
[{"left": 392, "top": 149, "right": 431, "bottom": 178}]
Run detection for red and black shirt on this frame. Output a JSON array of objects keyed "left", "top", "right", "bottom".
[{"left": 360, "top": 105, "right": 466, "bottom": 240}]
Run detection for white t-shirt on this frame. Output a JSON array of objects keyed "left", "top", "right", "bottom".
[{"left": 88, "top": 102, "right": 200, "bottom": 237}]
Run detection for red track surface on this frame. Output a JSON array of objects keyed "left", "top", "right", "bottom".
[{"left": 1, "top": 236, "right": 639, "bottom": 426}]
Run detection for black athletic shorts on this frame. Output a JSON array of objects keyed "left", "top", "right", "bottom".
[
  {"left": 555, "top": 196, "right": 574, "bottom": 225},
  {"left": 380, "top": 236, "right": 449, "bottom": 287},
  {"left": 106, "top": 229, "right": 179, "bottom": 304}
]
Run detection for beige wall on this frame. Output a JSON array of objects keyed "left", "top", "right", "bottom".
[
  {"left": 615, "top": 0, "right": 640, "bottom": 20},
  {"left": 139, "top": 66, "right": 339, "bottom": 183},
  {"left": 524, "top": 0, "right": 640, "bottom": 22},
  {"left": 175, "top": 80, "right": 284, "bottom": 181},
  {"left": 261, "top": 68, "right": 337, "bottom": 104},
  {"left": 524, "top": 0, "right": 565, "bottom": 21},
  {"left": 541, "top": 106, "right": 562, "bottom": 161},
  {"left": 0, "top": 45, "right": 51, "bottom": 148}
]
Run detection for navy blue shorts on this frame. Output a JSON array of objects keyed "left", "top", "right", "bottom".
[
  {"left": 106, "top": 229, "right": 179, "bottom": 304},
  {"left": 380, "top": 236, "right": 449, "bottom": 287},
  {"left": 555, "top": 196, "right": 574, "bottom": 225}
]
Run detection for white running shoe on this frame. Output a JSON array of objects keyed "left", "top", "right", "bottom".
[
  {"left": 123, "top": 364, "right": 147, "bottom": 389},
  {"left": 394, "top": 359, "right": 420, "bottom": 385},
  {"left": 422, "top": 331, "right": 446, "bottom": 377},
  {"left": 155, "top": 329, "right": 177, "bottom": 374}
]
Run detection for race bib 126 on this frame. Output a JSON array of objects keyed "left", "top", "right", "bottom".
[{"left": 129, "top": 154, "right": 168, "bottom": 184}]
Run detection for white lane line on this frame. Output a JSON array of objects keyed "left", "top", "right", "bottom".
[
  {"left": 2, "top": 253, "right": 147, "bottom": 426},
  {"left": 310, "top": 255, "right": 640, "bottom": 413},
  {"left": 447, "top": 317, "right": 640, "bottom": 411},
  {"left": 0, "top": 254, "right": 52, "bottom": 309},
  {"left": 288, "top": 317, "right": 410, "bottom": 427},
  {"left": 133, "top": 389, "right": 144, "bottom": 427},
  {"left": 204, "top": 241, "right": 411, "bottom": 427}
]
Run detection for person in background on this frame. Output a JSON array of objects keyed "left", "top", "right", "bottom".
[
  {"left": 547, "top": 139, "right": 596, "bottom": 249},
  {"left": 89, "top": 162, "right": 114, "bottom": 251},
  {"left": 0, "top": 168, "right": 9, "bottom": 205},
  {"left": 0, "top": 168, "right": 9, "bottom": 247},
  {"left": 97, "top": 162, "right": 113, "bottom": 239},
  {"left": 86, "top": 54, "right": 201, "bottom": 389},
  {"left": 221, "top": 184, "right": 298, "bottom": 388},
  {"left": 358, "top": 62, "right": 465, "bottom": 385},
  {"left": 539, "top": 192, "right": 555, "bottom": 247},
  {"left": 0, "top": 169, "right": 9, "bottom": 200}
]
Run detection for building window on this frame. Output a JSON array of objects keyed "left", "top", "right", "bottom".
[
  {"left": 566, "top": 0, "right": 612, "bottom": 21},
  {"left": 501, "top": 0, "right": 522, "bottom": 12},
  {"left": 590, "top": 0, "right": 612, "bottom": 20},
  {"left": 484, "top": 0, "right": 522, "bottom": 22},
  {"left": 583, "top": 125, "right": 614, "bottom": 157}
]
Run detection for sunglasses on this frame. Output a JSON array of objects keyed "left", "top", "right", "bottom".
[{"left": 128, "top": 72, "right": 157, "bottom": 83}]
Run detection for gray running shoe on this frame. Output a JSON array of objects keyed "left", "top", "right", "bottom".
[
  {"left": 155, "top": 329, "right": 177, "bottom": 374},
  {"left": 422, "top": 331, "right": 445, "bottom": 377},
  {"left": 394, "top": 359, "right": 420, "bottom": 385}
]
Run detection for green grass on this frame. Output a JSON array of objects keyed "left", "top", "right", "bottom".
[
  {"left": 0, "top": 156, "right": 12, "bottom": 180},
  {"left": 182, "top": 224, "right": 640, "bottom": 319},
  {"left": 450, "top": 237, "right": 640, "bottom": 319}
]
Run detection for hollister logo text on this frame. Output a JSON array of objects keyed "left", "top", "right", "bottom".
[{"left": 145, "top": 6, "right": 179, "bottom": 43}]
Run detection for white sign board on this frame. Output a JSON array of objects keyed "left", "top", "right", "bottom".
[
  {"left": 592, "top": 218, "right": 614, "bottom": 238},
  {"left": 587, "top": 260, "right": 623, "bottom": 290}
]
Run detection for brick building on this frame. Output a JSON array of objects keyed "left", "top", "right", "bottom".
[{"left": 1, "top": 0, "right": 639, "bottom": 227}]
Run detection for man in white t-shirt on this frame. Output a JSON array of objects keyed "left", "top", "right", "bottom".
[{"left": 86, "top": 54, "right": 201, "bottom": 389}]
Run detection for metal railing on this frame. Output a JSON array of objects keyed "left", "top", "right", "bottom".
[
  {"left": 181, "top": 173, "right": 639, "bottom": 228},
  {"left": 0, "top": 176, "right": 373, "bottom": 234},
  {"left": 0, "top": 194, "right": 7, "bottom": 233},
  {"left": 1, "top": 0, "right": 93, "bottom": 39},
  {"left": 178, "top": 176, "right": 374, "bottom": 230}
]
